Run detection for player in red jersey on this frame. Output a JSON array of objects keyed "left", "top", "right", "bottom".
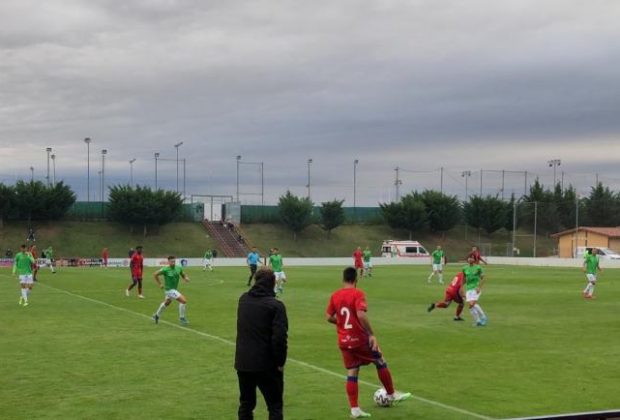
[
  {"left": 125, "top": 246, "right": 145, "bottom": 298},
  {"left": 102, "top": 247, "right": 109, "bottom": 268},
  {"left": 29, "top": 245, "right": 39, "bottom": 281},
  {"left": 427, "top": 272, "right": 465, "bottom": 321},
  {"left": 467, "top": 246, "right": 487, "bottom": 265},
  {"left": 352, "top": 247, "right": 364, "bottom": 277},
  {"left": 326, "top": 267, "right": 411, "bottom": 418}
]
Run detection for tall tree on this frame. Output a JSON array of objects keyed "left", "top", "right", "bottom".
[
  {"left": 277, "top": 191, "right": 313, "bottom": 240},
  {"left": 464, "top": 195, "right": 508, "bottom": 234},
  {"left": 584, "top": 183, "right": 620, "bottom": 226},
  {"left": 419, "top": 190, "right": 461, "bottom": 233},
  {"left": 319, "top": 199, "right": 345, "bottom": 237},
  {"left": 12, "top": 180, "right": 76, "bottom": 222},
  {"left": 380, "top": 193, "right": 427, "bottom": 239},
  {"left": 107, "top": 185, "right": 183, "bottom": 235},
  {"left": 0, "top": 183, "right": 15, "bottom": 228}
]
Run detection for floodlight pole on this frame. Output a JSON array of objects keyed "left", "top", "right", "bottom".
[
  {"left": 174, "top": 141, "right": 183, "bottom": 194},
  {"left": 236, "top": 155, "right": 241, "bottom": 202},
  {"left": 461, "top": 171, "right": 471, "bottom": 201},
  {"left": 129, "top": 158, "right": 136, "bottom": 186},
  {"left": 46, "top": 147, "right": 52, "bottom": 187},
  {"left": 84, "top": 137, "right": 91, "bottom": 202},
  {"left": 51, "top": 154, "right": 56, "bottom": 185},
  {"left": 354, "top": 159, "right": 359, "bottom": 214},
  {"left": 307, "top": 158, "right": 313, "bottom": 200},
  {"left": 154, "top": 152, "right": 160, "bottom": 189}
]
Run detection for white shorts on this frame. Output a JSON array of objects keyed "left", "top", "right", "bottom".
[
  {"left": 364, "top": 261, "right": 373, "bottom": 269},
  {"left": 165, "top": 289, "right": 182, "bottom": 300},
  {"left": 204, "top": 259, "right": 213, "bottom": 266},
  {"left": 586, "top": 273, "right": 597, "bottom": 283},
  {"left": 275, "top": 271, "right": 286, "bottom": 281},
  {"left": 466, "top": 289, "right": 481, "bottom": 303},
  {"left": 432, "top": 263, "right": 443, "bottom": 272},
  {"left": 19, "top": 274, "right": 34, "bottom": 285}
]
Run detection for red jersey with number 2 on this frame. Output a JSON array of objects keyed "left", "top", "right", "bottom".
[{"left": 327, "top": 287, "right": 369, "bottom": 349}]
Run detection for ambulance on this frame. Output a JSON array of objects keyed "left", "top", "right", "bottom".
[{"left": 381, "top": 240, "right": 430, "bottom": 258}]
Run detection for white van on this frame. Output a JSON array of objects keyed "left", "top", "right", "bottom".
[
  {"left": 576, "top": 246, "right": 620, "bottom": 260},
  {"left": 381, "top": 240, "right": 429, "bottom": 258}
]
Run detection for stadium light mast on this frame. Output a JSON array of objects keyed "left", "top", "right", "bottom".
[
  {"left": 394, "top": 167, "right": 402, "bottom": 202},
  {"left": 154, "top": 152, "right": 160, "bottom": 189},
  {"left": 84, "top": 137, "right": 92, "bottom": 202},
  {"left": 51, "top": 154, "right": 56, "bottom": 185},
  {"left": 547, "top": 159, "right": 561, "bottom": 186},
  {"left": 461, "top": 170, "right": 472, "bottom": 201},
  {"left": 29, "top": 166, "right": 34, "bottom": 182},
  {"left": 46, "top": 147, "right": 52, "bottom": 187},
  {"left": 236, "top": 155, "right": 241, "bottom": 203},
  {"left": 174, "top": 141, "right": 183, "bottom": 194},
  {"left": 129, "top": 158, "right": 136, "bottom": 186},
  {"left": 101, "top": 149, "right": 107, "bottom": 202},
  {"left": 307, "top": 158, "right": 313, "bottom": 200},
  {"left": 353, "top": 159, "right": 359, "bottom": 213}
]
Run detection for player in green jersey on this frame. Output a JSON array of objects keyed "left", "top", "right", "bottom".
[
  {"left": 152, "top": 256, "right": 191, "bottom": 325},
  {"left": 203, "top": 249, "right": 214, "bottom": 272},
  {"left": 268, "top": 248, "right": 286, "bottom": 295},
  {"left": 463, "top": 256, "right": 487, "bottom": 326},
  {"left": 362, "top": 246, "right": 373, "bottom": 277},
  {"left": 13, "top": 244, "right": 36, "bottom": 306},
  {"left": 43, "top": 245, "right": 56, "bottom": 273},
  {"left": 427, "top": 245, "right": 445, "bottom": 284},
  {"left": 582, "top": 248, "right": 602, "bottom": 299}
]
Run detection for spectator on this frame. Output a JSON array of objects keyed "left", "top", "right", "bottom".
[{"left": 235, "top": 268, "right": 288, "bottom": 420}]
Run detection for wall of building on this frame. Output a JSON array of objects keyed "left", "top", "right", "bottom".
[{"left": 557, "top": 230, "right": 611, "bottom": 258}]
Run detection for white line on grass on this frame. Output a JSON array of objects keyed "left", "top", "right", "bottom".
[{"left": 40, "top": 282, "right": 492, "bottom": 420}]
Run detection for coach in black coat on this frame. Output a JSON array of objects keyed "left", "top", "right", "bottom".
[{"left": 235, "top": 268, "right": 288, "bottom": 420}]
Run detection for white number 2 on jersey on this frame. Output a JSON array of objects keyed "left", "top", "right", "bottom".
[{"left": 340, "top": 307, "right": 353, "bottom": 329}]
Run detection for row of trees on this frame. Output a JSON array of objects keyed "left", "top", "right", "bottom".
[
  {"left": 0, "top": 181, "right": 76, "bottom": 227},
  {"left": 276, "top": 181, "right": 620, "bottom": 239}
]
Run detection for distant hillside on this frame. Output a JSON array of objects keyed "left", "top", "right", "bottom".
[
  {"left": 0, "top": 221, "right": 217, "bottom": 259},
  {"left": 0, "top": 221, "right": 557, "bottom": 259},
  {"left": 238, "top": 223, "right": 557, "bottom": 259}
]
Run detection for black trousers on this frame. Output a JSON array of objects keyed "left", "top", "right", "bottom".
[{"left": 237, "top": 369, "right": 283, "bottom": 420}]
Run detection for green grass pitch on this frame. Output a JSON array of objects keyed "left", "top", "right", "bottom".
[{"left": 1, "top": 264, "right": 619, "bottom": 419}]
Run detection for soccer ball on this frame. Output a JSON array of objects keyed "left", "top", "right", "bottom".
[{"left": 373, "top": 388, "right": 392, "bottom": 407}]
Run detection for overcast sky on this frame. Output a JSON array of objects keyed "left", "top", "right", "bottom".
[{"left": 1, "top": 0, "right": 619, "bottom": 207}]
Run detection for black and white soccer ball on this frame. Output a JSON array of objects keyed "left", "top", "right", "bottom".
[{"left": 373, "top": 388, "right": 392, "bottom": 407}]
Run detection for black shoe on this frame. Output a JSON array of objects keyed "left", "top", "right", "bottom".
[
  {"left": 453, "top": 317, "right": 465, "bottom": 321},
  {"left": 427, "top": 303, "right": 435, "bottom": 313}
]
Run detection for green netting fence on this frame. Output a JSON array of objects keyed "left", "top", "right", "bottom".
[{"left": 240, "top": 205, "right": 384, "bottom": 224}]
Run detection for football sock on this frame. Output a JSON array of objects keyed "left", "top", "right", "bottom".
[
  {"left": 456, "top": 304, "right": 464, "bottom": 317},
  {"left": 474, "top": 304, "right": 486, "bottom": 320},
  {"left": 376, "top": 365, "right": 395, "bottom": 395},
  {"left": 436, "top": 302, "right": 448, "bottom": 308},
  {"left": 469, "top": 307, "right": 480, "bottom": 322},
  {"left": 346, "top": 376, "right": 359, "bottom": 408},
  {"left": 439, "top": 274, "right": 443, "bottom": 283},
  {"left": 588, "top": 284, "right": 595, "bottom": 295},
  {"left": 179, "top": 303, "right": 186, "bottom": 318},
  {"left": 21, "top": 289, "right": 28, "bottom": 300},
  {"left": 427, "top": 273, "right": 433, "bottom": 280},
  {"left": 583, "top": 284, "right": 591, "bottom": 294},
  {"left": 156, "top": 303, "right": 167, "bottom": 316}
]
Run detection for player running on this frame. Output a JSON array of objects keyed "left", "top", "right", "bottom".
[
  {"left": 43, "top": 245, "right": 56, "bottom": 273},
  {"left": 463, "top": 257, "right": 487, "bottom": 326},
  {"left": 152, "top": 256, "right": 191, "bottom": 325},
  {"left": 362, "top": 246, "right": 373, "bottom": 277},
  {"left": 582, "top": 248, "right": 601, "bottom": 299},
  {"left": 467, "top": 246, "right": 487, "bottom": 265},
  {"left": 126, "top": 245, "right": 145, "bottom": 298},
  {"left": 246, "top": 247, "right": 261, "bottom": 286},
  {"left": 203, "top": 249, "right": 214, "bottom": 272},
  {"left": 268, "top": 248, "right": 287, "bottom": 295},
  {"left": 353, "top": 246, "right": 364, "bottom": 277},
  {"left": 13, "top": 244, "right": 36, "bottom": 306},
  {"left": 427, "top": 245, "right": 445, "bottom": 284},
  {"left": 326, "top": 267, "right": 411, "bottom": 418},
  {"left": 427, "top": 272, "right": 465, "bottom": 321}
]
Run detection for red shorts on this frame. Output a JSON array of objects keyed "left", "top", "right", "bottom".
[
  {"left": 339, "top": 344, "right": 383, "bottom": 369},
  {"left": 354, "top": 260, "right": 364, "bottom": 269},
  {"left": 444, "top": 289, "right": 463, "bottom": 304}
]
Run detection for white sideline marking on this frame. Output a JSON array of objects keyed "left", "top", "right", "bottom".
[{"left": 40, "top": 282, "right": 491, "bottom": 420}]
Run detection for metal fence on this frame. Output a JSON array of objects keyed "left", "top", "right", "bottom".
[{"left": 240, "top": 205, "right": 383, "bottom": 224}]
